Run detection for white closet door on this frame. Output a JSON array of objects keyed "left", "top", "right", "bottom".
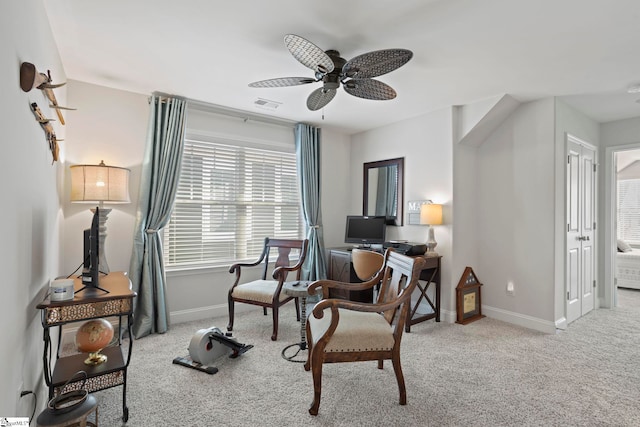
[{"left": 566, "top": 135, "right": 596, "bottom": 324}]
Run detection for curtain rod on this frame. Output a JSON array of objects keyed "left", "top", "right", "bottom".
[
  {"left": 149, "top": 91, "right": 186, "bottom": 103},
  {"left": 187, "top": 98, "right": 297, "bottom": 129}
]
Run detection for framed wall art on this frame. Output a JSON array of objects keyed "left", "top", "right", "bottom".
[{"left": 455, "top": 267, "right": 485, "bottom": 325}]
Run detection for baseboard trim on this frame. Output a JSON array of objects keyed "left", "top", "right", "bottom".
[
  {"left": 482, "top": 305, "right": 557, "bottom": 334},
  {"left": 170, "top": 303, "right": 256, "bottom": 325},
  {"left": 440, "top": 308, "right": 457, "bottom": 324},
  {"left": 555, "top": 317, "right": 568, "bottom": 330}
]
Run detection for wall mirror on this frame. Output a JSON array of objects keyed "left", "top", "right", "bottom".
[{"left": 363, "top": 157, "right": 404, "bottom": 226}]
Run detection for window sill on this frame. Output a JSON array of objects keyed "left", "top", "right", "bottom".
[
  {"left": 165, "top": 257, "right": 302, "bottom": 278},
  {"left": 166, "top": 265, "right": 229, "bottom": 277}
]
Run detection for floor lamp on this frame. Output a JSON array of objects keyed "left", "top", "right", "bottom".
[
  {"left": 420, "top": 203, "right": 443, "bottom": 254},
  {"left": 70, "top": 160, "right": 130, "bottom": 274}
]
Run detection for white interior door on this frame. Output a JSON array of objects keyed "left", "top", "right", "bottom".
[{"left": 566, "top": 135, "right": 596, "bottom": 324}]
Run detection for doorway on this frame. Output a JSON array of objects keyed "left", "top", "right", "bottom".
[
  {"left": 603, "top": 144, "right": 640, "bottom": 310},
  {"left": 612, "top": 148, "right": 640, "bottom": 303}
]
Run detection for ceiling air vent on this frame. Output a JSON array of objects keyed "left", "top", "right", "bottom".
[{"left": 254, "top": 98, "right": 282, "bottom": 110}]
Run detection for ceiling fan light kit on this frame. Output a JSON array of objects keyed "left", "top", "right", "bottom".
[{"left": 249, "top": 34, "right": 413, "bottom": 111}]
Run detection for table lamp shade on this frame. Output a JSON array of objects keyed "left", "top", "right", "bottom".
[
  {"left": 420, "top": 203, "right": 442, "bottom": 225},
  {"left": 70, "top": 161, "right": 130, "bottom": 203}
]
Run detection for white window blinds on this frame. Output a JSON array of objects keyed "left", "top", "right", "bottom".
[
  {"left": 163, "top": 137, "right": 302, "bottom": 269},
  {"left": 617, "top": 179, "right": 640, "bottom": 244}
]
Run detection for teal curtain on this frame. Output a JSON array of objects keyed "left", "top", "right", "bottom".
[
  {"left": 130, "top": 94, "right": 187, "bottom": 338},
  {"left": 295, "top": 123, "right": 327, "bottom": 280}
]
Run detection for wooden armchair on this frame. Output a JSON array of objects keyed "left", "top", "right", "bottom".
[
  {"left": 304, "top": 249, "right": 425, "bottom": 415},
  {"left": 227, "top": 237, "right": 309, "bottom": 341}
]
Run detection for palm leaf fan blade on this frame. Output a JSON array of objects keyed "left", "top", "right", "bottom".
[
  {"left": 343, "top": 79, "right": 396, "bottom": 100},
  {"left": 306, "top": 87, "right": 336, "bottom": 111},
  {"left": 284, "top": 34, "right": 334, "bottom": 74},
  {"left": 342, "top": 49, "right": 413, "bottom": 79},
  {"left": 248, "top": 77, "right": 316, "bottom": 88}
]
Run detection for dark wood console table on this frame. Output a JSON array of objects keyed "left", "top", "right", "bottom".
[
  {"left": 327, "top": 248, "right": 441, "bottom": 331},
  {"left": 37, "top": 272, "right": 136, "bottom": 422},
  {"left": 327, "top": 248, "right": 374, "bottom": 302}
]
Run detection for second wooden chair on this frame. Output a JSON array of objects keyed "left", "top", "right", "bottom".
[{"left": 227, "top": 237, "right": 309, "bottom": 341}]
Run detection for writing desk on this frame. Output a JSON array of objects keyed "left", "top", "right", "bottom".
[{"left": 37, "top": 272, "right": 136, "bottom": 423}]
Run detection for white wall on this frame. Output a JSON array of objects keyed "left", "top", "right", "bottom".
[
  {"left": 63, "top": 80, "right": 148, "bottom": 276},
  {"left": 475, "top": 99, "right": 556, "bottom": 329},
  {"left": 0, "top": 0, "right": 66, "bottom": 417},
  {"left": 452, "top": 108, "right": 480, "bottom": 309},
  {"left": 350, "top": 109, "right": 455, "bottom": 318},
  {"left": 601, "top": 117, "right": 640, "bottom": 146},
  {"left": 320, "top": 128, "right": 352, "bottom": 248}
]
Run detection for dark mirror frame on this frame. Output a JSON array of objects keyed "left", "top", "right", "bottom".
[{"left": 363, "top": 157, "right": 404, "bottom": 226}]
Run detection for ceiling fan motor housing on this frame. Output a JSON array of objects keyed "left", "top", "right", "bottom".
[{"left": 322, "top": 50, "right": 346, "bottom": 90}]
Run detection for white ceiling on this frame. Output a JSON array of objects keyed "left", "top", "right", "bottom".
[{"left": 44, "top": 0, "right": 640, "bottom": 134}]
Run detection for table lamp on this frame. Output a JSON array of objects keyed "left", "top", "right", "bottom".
[
  {"left": 70, "top": 160, "right": 130, "bottom": 273},
  {"left": 420, "top": 203, "right": 443, "bottom": 253}
]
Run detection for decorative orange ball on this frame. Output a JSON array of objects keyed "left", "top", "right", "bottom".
[{"left": 76, "top": 319, "right": 114, "bottom": 353}]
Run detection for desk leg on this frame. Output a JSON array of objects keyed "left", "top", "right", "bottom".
[
  {"left": 406, "top": 265, "right": 440, "bottom": 332},
  {"left": 435, "top": 278, "right": 441, "bottom": 322}
]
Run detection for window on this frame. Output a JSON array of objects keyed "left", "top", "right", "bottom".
[
  {"left": 163, "top": 136, "right": 302, "bottom": 269},
  {"left": 617, "top": 178, "right": 640, "bottom": 244}
]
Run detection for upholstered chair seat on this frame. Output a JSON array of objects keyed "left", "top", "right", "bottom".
[
  {"left": 308, "top": 309, "right": 395, "bottom": 353},
  {"left": 231, "top": 280, "right": 291, "bottom": 304}
]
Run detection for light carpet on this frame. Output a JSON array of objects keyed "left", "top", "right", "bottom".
[{"left": 88, "top": 289, "right": 640, "bottom": 426}]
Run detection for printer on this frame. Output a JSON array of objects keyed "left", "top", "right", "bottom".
[{"left": 383, "top": 241, "right": 427, "bottom": 256}]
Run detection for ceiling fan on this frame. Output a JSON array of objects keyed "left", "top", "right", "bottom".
[{"left": 249, "top": 34, "right": 413, "bottom": 111}]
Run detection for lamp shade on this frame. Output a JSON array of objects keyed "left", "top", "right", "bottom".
[
  {"left": 420, "top": 203, "right": 442, "bottom": 225},
  {"left": 70, "top": 161, "right": 130, "bottom": 203}
]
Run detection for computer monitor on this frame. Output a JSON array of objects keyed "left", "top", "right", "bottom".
[{"left": 344, "top": 215, "right": 386, "bottom": 247}]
